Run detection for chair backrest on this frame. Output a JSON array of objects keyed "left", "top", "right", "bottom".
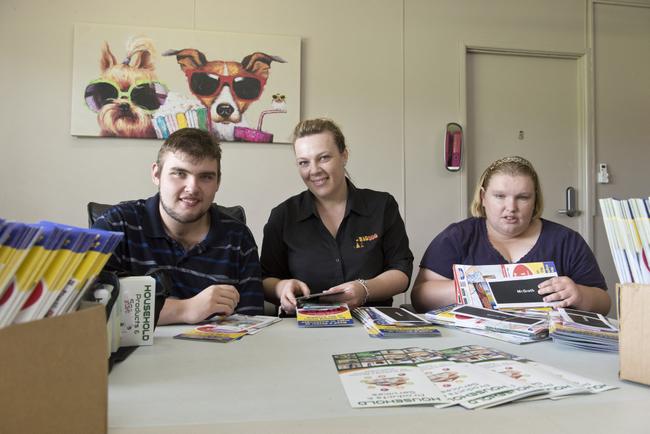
[
  {"left": 87, "top": 201, "right": 246, "bottom": 228},
  {"left": 87, "top": 202, "right": 113, "bottom": 227},
  {"left": 218, "top": 204, "right": 246, "bottom": 224}
]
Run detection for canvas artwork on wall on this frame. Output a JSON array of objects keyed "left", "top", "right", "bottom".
[{"left": 70, "top": 23, "right": 301, "bottom": 143}]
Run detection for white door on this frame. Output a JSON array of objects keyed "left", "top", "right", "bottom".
[{"left": 466, "top": 52, "right": 583, "bottom": 234}]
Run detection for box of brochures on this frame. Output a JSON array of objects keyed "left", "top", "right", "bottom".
[
  {"left": 120, "top": 276, "right": 155, "bottom": 346},
  {"left": 0, "top": 303, "right": 107, "bottom": 434},
  {"left": 617, "top": 283, "right": 650, "bottom": 386}
]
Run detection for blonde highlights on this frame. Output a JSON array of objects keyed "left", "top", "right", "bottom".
[
  {"left": 470, "top": 156, "right": 544, "bottom": 219},
  {"left": 292, "top": 118, "right": 346, "bottom": 153}
]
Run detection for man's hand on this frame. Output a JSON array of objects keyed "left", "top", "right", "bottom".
[{"left": 182, "top": 284, "right": 240, "bottom": 324}]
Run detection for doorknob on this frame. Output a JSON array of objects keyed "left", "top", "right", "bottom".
[{"left": 557, "top": 186, "right": 578, "bottom": 217}]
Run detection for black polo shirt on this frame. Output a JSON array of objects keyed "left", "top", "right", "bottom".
[{"left": 261, "top": 182, "right": 413, "bottom": 306}]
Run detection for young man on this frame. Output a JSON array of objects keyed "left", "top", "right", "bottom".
[{"left": 93, "top": 128, "right": 263, "bottom": 324}]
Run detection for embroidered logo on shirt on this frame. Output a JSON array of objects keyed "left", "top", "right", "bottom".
[{"left": 354, "top": 233, "right": 379, "bottom": 249}]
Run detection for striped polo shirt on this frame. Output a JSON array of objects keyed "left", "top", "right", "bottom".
[{"left": 92, "top": 194, "right": 263, "bottom": 315}]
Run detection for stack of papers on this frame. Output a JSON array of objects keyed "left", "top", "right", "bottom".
[
  {"left": 599, "top": 197, "right": 650, "bottom": 284},
  {"left": 332, "top": 344, "right": 616, "bottom": 409},
  {"left": 174, "top": 314, "right": 281, "bottom": 343},
  {"left": 499, "top": 306, "right": 553, "bottom": 319},
  {"left": 425, "top": 304, "right": 549, "bottom": 344},
  {"left": 0, "top": 219, "right": 123, "bottom": 328},
  {"left": 550, "top": 308, "right": 618, "bottom": 352},
  {"left": 353, "top": 307, "right": 440, "bottom": 338}
]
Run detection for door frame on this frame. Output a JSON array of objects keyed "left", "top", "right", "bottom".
[{"left": 457, "top": 44, "right": 595, "bottom": 246}]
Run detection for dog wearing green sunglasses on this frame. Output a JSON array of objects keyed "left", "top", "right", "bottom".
[
  {"left": 84, "top": 36, "right": 168, "bottom": 138},
  {"left": 163, "top": 48, "right": 285, "bottom": 141}
]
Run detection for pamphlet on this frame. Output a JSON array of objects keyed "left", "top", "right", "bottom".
[
  {"left": 353, "top": 307, "right": 440, "bottom": 338},
  {"left": 203, "top": 314, "right": 281, "bottom": 335},
  {"left": 369, "top": 306, "right": 430, "bottom": 325},
  {"left": 295, "top": 287, "right": 345, "bottom": 305},
  {"left": 477, "top": 359, "right": 588, "bottom": 399},
  {"left": 0, "top": 219, "right": 122, "bottom": 329},
  {"left": 550, "top": 308, "right": 618, "bottom": 352},
  {"left": 454, "top": 328, "right": 545, "bottom": 345},
  {"left": 296, "top": 303, "right": 354, "bottom": 327},
  {"left": 174, "top": 327, "right": 246, "bottom": 343},
  {"left": 425, "top": 304, "right": 548, "bottom": 344},
  {"left": 438, "top": 345, "right": 616, "bottom": 399},
  {"left": 333, "top": 344, "right": 616, "bottom": 409},
  {"left": 524, "top": 361, "right": 617, "bottom": 395},
  {"left": 487, "top": 274, "right": 559, "bottom": 309},
  {"left": 174, "top": 314, "right": 282, "bottom": 342},
  {"left": 332, "top": 348, "right": 446, "bottom": 408},
  {"left": 453, "top": 262, "right": 557, "bottom": 309},
  {"left": 558, "top": 308, "right": 617, "bottom": 332}
]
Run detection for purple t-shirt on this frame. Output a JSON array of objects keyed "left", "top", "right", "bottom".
[{"left": 420, "top": 217, "right": 607, "bottom": 290}]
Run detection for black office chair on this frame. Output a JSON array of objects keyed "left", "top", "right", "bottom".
[{"left": 87, "top": 201, "right": 246, "bottom": 227}]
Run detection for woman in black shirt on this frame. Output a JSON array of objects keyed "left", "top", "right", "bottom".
[{"left": 261, "top": 118, "right": 413, "bottom": 313}]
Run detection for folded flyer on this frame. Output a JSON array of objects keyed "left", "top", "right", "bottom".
[
  {"left": 174, "top": 314, "right": 281, "bottom": 342},
  {"left": 203, "top": 314, "right": 281, "bottom": 334},
  {"left": 453, "top": 262, "right": 557, "bottom": 309},
  {"left": 487, "top": 274, "right": 559, "bottom": 309},
  {"left": 295, "top": 287, "right": 345, "bottom": 305},
  {"left": 425, "top": 304, "right": 549, "bottom": 343},
  {"left": 332, "top": 348, "right": 446, "bottom": 408},
  {"left": 369, "top": 306, "right": 429, "bottom": 325},
  {"left": 174, "top": 326, "right": 246, "bottom": 343},
  {"left": 353, "top": 307, "right": 440, "bottom": 338},
  {"left": 549, "top": 308, "right": 618, "bottom": 352},
  {"left": 333, "top": 344, "right": 616, "bottom": 409},
  {"left": 297, "top": 303, "right": 353, "bottom": 327}
]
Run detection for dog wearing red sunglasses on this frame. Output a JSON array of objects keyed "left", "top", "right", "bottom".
[
  {"left": 163, "top": 48, "right": 285, "bottom": 141},
  {"left": 86, "top": 37, "right": 167, "bottom": 138}
]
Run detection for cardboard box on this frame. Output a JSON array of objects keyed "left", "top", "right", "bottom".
[
  {"left": 0, "top": 304, "right": 107, "bottom": 434},
  {"left": 617, "top": 283, "right": 650, "bottom": 386}
]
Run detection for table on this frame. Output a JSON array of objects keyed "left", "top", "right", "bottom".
[{"left": 109, "top": 320, "right": 650, "bottom": 433}]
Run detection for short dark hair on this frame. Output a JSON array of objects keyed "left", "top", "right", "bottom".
[
  {"left": 156, "top": 128, "right": 222, "bottom": 180},
  {"left": 292, "top": 118, "right": 346, "bottom": 153}
]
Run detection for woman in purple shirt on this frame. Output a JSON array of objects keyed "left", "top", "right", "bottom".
[{"left": 411, "top": 156, "right": 610, "bottom": 314}]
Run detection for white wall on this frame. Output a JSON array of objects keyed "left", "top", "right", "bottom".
[
  {"left": 0, "top": 0, "right": 404, "bottom": 248},
  {"left": 593, "top": 1, "right": 650, "bottom": 302},
  {"left": 403, "top": 0, "right": 586, "bottom": 276},
  {"left": 1, "top": 0, "right": 649, "bottom": 309}
]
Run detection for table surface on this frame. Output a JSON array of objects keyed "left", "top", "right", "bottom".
[{"left": 108, "top": 319, "right": 650, "bottom": 434}]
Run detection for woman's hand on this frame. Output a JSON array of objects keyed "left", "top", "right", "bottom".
[
  {"left": 276, "top": 279, "right": 310, "bottom": 314},
  {"left": 410, "top": 268, "right": 457, "bottom": 312},
  {"left": 537, "top": 276, "right": 583, "bottom": 308},
  {"left": 320, "top": 280, "right": 368, "bottom": 310},
  {"left": 537, "top": 276, "right": 611, "bottom": 314}
]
